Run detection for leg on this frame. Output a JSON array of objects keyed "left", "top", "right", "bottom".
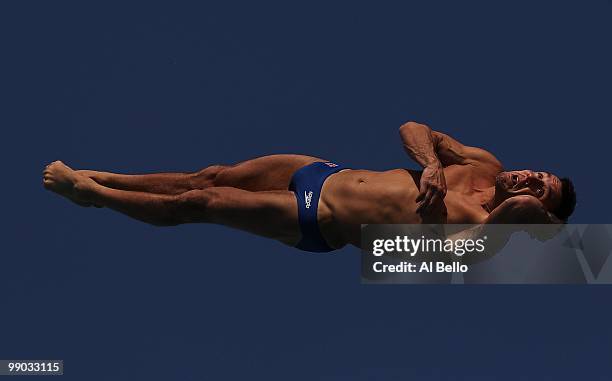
[
  {"left": 77, "top": 154, "right": 326, "bottom": 194},
  {"left": 45, "top": 162, "right": 301, "bottom": 246},
  {"left": 76, "top": 169, "right": 202, "bottom": 195},
  {"left": 209, "top": 154, "right": 326, "bottom": 191}
]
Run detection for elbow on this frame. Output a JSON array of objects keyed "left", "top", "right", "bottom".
[
  {"left": 399, "top": 121, "right": 430, "bottom": 135},
  {"left": 400, "top": 120, "right": 425, "bottom": 129},
  {"left": 506, "top": 195, "right": 543, "bottom": 209},
  {"left": 502, "top": 196, "right": 548, "bottom": 223}
]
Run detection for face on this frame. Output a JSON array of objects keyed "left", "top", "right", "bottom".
[{"left": 495, "top": 170, "right": 562, "bottom": 212}]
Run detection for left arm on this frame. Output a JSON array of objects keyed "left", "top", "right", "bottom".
[{"left": 448, "top": 196, "right": 562, "bottom": 264}]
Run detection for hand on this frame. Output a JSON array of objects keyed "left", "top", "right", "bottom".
[
  {"left": 416, "top": 163, "right": 447, "bottom": 214},
  {"left": 524, "top": 211, "right": 564, "bottom": 242}
]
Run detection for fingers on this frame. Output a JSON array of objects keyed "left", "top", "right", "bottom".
[
  {"left": 428, "top": 192, "right": 444, "bottom": 214},
  {"left": 416, "top": 188, "right": 426, "bottom": 203},
  {"left": 437, "top": 183, "right": 447, "bottom": 198},
  {"left": 417, "top": 168, "right": 447, "bottom": 214},
  {"left": 416, "top": 188, "right": 434, "bottom": 214},
  {"left": 416, "top": 187, "right": 445, "bottom": 214}
]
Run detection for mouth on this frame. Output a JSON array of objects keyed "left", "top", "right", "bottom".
[
  {"left": 511, "top": 174, "right": 518, "bottom": 187},
  {"left": 497, "top": 173, "right": 520, "bottom": 190}
]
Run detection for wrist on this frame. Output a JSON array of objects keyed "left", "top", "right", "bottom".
[{"left": 425, "top": 160, "right": 442, "bottom": 169}]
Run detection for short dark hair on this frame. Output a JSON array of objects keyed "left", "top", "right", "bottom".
[{"left": 552, "top": 177, "right": 576, "bottom": 223}]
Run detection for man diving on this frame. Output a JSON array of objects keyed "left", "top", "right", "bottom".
[{"left": 43, "top": 121, "right": 576, "bottom": 252}]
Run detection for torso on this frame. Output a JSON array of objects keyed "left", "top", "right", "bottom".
[{"left": 317, "top": 165, "right": 496, "bottom": 248}]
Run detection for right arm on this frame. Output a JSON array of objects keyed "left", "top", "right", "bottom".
[
  {"left": 398, "top": 121, "right": 504, "bottom": 214},
  {"left": 399, "top": 121, "right": 503, "bottom": 174},
  {"left": 398, "top": 121, "right": 446, "bottom": 214}
]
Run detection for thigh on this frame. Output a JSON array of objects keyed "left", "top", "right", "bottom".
[
  {"left": 188, "top": 186, "right": 301, "bottom": 246},
  {"left": 215, "top": 154, "right": 326, "bottom": 191}
]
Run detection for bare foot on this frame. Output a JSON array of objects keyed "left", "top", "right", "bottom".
[{"left": 43, "top": 161, "right": 97, "bottom": 207}]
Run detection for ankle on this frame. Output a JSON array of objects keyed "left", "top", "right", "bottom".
[
  {"left": 73, "top": 176, "right": 96, "bottom": 202},
  {"left": 76, "top": 170, "right": 104, "bottom": 183}
]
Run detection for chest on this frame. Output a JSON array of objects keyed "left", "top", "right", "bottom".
[
  {"left": 441, "top": 191, "right": 488, "bottom": 224},
  {"left": 443, "top": 165, "right": 494, "bottom": 191},
  {"left": 442, "top": 165, "right": 494, "bottom": 224}
]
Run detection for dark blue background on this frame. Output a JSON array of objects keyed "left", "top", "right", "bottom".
[{"left": 2, "top": 1, "right": 611, "bottom": 380}]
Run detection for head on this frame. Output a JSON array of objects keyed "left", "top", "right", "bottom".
[{"left": 494, "top": 170, "right": 576, "bottom": 222}]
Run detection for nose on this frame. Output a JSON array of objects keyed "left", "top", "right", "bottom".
[
  {"left": 525, "top": 170, "right": 537, "bottom": 179},
  {"left": 510, "top": 171, "right": 538, "bottom": 187},
  {"left": 518, "top": 171, "right": 542, "bottom": 188}
]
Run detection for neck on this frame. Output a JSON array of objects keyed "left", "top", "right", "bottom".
[{"left": 481, "top": 187, "right": 499, "bottom": 213}]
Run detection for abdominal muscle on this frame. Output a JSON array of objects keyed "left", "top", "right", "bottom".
[
  {"left": 317, "top": 169, "right": 426, "bottom": 248},
  {"left": 316, "top": 167, "right": 491, "bottom": 249}
]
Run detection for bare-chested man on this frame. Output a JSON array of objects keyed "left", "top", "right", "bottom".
[{"left": 43, "top": 121, "right": 576, "bottom": 252}]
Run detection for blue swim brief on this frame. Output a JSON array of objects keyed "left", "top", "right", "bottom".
[{"left": 289, "top": 161, "right": 347, "bottom": 252}]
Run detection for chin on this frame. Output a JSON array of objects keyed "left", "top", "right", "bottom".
[
  {"left": 494, "top": 173, "right": 506, "bottom": 189},
  {"left": 494, "top": 177, "right": 512, "bottom": 200}
]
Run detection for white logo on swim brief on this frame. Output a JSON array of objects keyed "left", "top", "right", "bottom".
[{"left": 304, "top": 191, "right": 313, "bottom": 209}]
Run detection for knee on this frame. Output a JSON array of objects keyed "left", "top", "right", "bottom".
[
  {"left": 191, "top": 165, "right": 228, "bottom": 189},
  {"left": 172, "top": 189, "right": 220, "bottom": 223}
]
